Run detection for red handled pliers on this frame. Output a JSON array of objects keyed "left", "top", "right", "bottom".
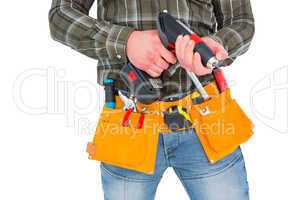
[
  {"left": 118, "top": 91, "right": 137, "bottom": 127},
  {"left": 118, "top": 91, "right": 146, "bottom": 129}
]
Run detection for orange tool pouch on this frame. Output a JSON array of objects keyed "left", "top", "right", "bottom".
[
  {"left": 87, "top": 97, "right": 160, "bottom": 174},
  {"left": 190, "top": 85, "right": 254, "bottom": 163},
  {"left": 87, "top": 82, "right": 254, "bottom": 173}
]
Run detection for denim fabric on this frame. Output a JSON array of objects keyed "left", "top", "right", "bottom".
[{"left": 100, "top": 129, "right": 249, "bottom": 200}]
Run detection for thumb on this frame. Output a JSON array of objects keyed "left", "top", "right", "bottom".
[{"left": 215, "top": 50, "right": 229, "bottom": 60}]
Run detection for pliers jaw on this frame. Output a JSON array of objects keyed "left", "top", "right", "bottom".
[
  {"left": 118, "top": 91, "right": 138, "bottom": 127},
  {"left": 118, "top": 91, "right": 137, "bottom": 112}
]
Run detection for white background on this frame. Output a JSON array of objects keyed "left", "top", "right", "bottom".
[{"left": 0, "top": 0, "right": 299, "bottom": 199}]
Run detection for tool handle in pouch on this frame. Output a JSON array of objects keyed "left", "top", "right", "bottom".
[
  {"left": 213, "top": 68, "right": 228, "bottom": 93},
  {"left": 103, "top": 79, "right": 116, "bottom": 109}
]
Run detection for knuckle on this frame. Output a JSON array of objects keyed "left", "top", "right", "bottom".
[
  {"left": 176, "top": 39, "right": 183, "bottom": 47},
  {"left": 186, "top": 63, "right": 193, "bottom": 70},
  {"left": 155, "top": 44, "right": 162, "bottom": 52},
  {"left": 156, "top": 66, "right": 163, "bottom": 72},
  {"left": 150, "top": 73, "right": 156, "bottom": 77},
  {"left": 182, "top": 62, "right": 189, "bottom": 69},
  {"left": 194, "top": 71, "right": 201, "bottom": 76},
  {"left": 147, "top": 53, "right": 156, "bottom": 61},
  {"left": 166, "top": 51, "right": 173, "bottom": 59},
  {"left": 157, "top": 64, "right": 164, "bottom": 70},
  {"left": 162, "top": 65, "right": 168, "bottom": 70},
  {"left": 178, "top": 59, "right": 184, "bottom": 66},
  {"left": 184, "top": 56, "right": 192, "bottom": 66},
  {"left": 159, "top": 60, "right": 168, "bottom": 68},
  {"left": 153, "top": 73, "right": 160, "bottom": 78},
  {"left": 145, "top": 61, "right": 153, "bottom": 68},
  {"left": 176, "top": 51, "right": 183, "bottom": 59},
  {"left": 183, "top": 35, "right": 190, "bottom": 40}
]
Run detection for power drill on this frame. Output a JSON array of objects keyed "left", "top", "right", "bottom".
[
  {"left": 120, "top": 12, "right": 228, "bottom": 104},
  {"left": 157, "top": 11, "right": 228, "bottom": 93}
]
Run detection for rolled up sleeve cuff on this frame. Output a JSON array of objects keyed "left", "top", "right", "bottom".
[{"left": 106, "top": 25, "right": 135, "bottom": 62}]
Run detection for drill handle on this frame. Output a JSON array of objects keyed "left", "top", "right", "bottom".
[{"left": 157, "top": 12, "right": 215, "bottom": 67}]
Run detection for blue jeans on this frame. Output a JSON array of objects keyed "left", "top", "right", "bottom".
[{"left": 100, "top": 129, "right": 249, "bottom": 200}]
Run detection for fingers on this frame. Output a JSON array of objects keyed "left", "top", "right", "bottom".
[
  {"left": 179, "top": 35, "right": 190, "bottom": 61},
  {"left": 159, "top": 45, "right": 177, "bottom": 64},
  {"left": 192, "top": 52, "right": 212, "bottom": 76},
  {"left": 146, "top": 46, "right": 175, "bottom": 77},
  {"left": 154, "top": 56, "right": 169, "bottom": 70},
  {"left": 146, "top": 69, "right": 160, "bottom": 77},
  {"left": 175, "top": 35, "right": 183, "bottom": 62},
  {"left": 215, "top": 50, "right": 228, "bottom": 60},
  {"left": 146, "top": 64, "right": 163, "bottom": 77},
  {"left": 192, "top": 52, "right": 204, "bottom": 71},
  {"left": 211, "top": 43, "right": 228, "bottom": 60},
  {"left": 147, "top": 52, "right": 171, "bottom": 77},
  {"left": 202, "top": 37, "right": 229, "bottom": 60},
  {"left": 183, "top": 40, "right": 195, "bottom": 71},
  {"left": 174, "top": 35, "right": 220, "bottom": 76},
  {"left": 175, "top": 35, "right": 191, "bottom": 66}
]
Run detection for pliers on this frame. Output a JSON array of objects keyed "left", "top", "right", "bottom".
[
  {"left": 118, "top": 91, "right": 137, "bottom": 127},
  {"left": 118, "top": 91, "right": 146, "bottom": 129}
]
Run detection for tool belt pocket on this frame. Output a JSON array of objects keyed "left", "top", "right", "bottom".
[
  {"left": 89, "top": 107, "right": 159, "bottom": 173},
  {"left": 191, "top": 89, "right": 254, "bottom": 155}
]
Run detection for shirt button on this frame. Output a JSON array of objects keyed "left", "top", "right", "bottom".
[{"left": 116, "top": 55, "right": 122, "bottom": 59}]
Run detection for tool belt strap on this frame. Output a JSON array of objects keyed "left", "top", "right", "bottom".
[{"left": 114, "top": 81, "right": 220, "bottom": 115}]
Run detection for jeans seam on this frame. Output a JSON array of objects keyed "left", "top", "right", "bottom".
[
  {"left": 161, "top": 135, "right": 171, "bottom": 167},
  {"left": 173, "top": 168, "right": 192, "bottom": 198},
  {"left": 101, "top": 164, "right": 158, "bottom": 183},
  {"left": 178, "top": 151, "right": 244, "bottom": 180},
  {"left": 124, "top": 178, "right": 127, "bottom": 200}
]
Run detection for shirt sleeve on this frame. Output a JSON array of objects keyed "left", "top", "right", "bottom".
[
  {"left": 48, "top": 0, "right": 135, "bottom": 62},
  {"left": 211, "top": 0, "right": 255, "bottom": 65}
]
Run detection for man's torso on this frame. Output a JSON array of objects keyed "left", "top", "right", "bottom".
[{"left": 96, "top": 0, "right": 217, "bottom": 98}]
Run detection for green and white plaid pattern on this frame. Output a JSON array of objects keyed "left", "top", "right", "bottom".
[{"left": 49, "top": 0, "right": 255, "bottom": 96}]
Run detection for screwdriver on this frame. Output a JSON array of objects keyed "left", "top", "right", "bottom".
[{"left": 103, "top": 79, "right": 116, "bottom": 109}]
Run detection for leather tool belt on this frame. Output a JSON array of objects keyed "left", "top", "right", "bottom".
[{"left": 87, "top": 82, "right": 254, "bottom": 174}]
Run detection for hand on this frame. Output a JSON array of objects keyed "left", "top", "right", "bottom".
[
  {"left": 126, "top": 30, "right": 177, "bottom": 77},
  {"left": 175, "top": 35, "right": 228, "bottom": 76}
]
